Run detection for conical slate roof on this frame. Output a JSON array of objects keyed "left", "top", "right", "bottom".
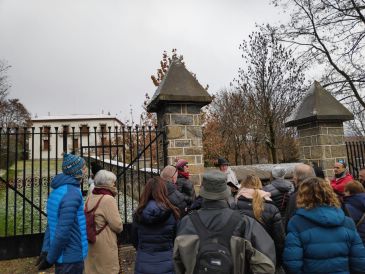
[
  {"left": 147, "top": 59, "right": 212, "bottom": 112},
  {"left": 285, "top": 81, "right": 354, "bottom": 127}
]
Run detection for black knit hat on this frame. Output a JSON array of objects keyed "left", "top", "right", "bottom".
[{"left": 217, "top": 157, "right": 229, "bottom": 166}]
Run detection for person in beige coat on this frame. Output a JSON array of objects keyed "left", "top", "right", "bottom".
[{"left": 84, "top": 170, "right": 123, "bottom": 274}]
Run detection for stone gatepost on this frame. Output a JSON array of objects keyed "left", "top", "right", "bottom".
[
  {"left": 285, "top": 81, "right": 354, "bottom": 177},
  {"left": 147, "top": 59, "right": 212, "bottom": 186}
]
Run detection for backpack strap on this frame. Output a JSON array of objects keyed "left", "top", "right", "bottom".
[
  {"left": 190, "top": 210, "right": 240, "bottom": 248},
  {"left": 280, "top": 191, "right": 289, "bottom": 211},
  {"left": 85, "top": 195, "right": 108, "bottom": 233},
  {"left": 344, "top": 204, "right": 365, "bottom": 228}
]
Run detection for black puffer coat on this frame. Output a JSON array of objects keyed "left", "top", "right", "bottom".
[
  {"left": 236, "top": 196, "right": 285, "bottom": 266},
  {"left": 166, "top": 181, "right": 187, "bottom": 217},
  {"left": 263, "top": 178, "right": 294, "bottom": 216},
  {"left": 176, "top": 175, "right": 195, "bottom": 207}
]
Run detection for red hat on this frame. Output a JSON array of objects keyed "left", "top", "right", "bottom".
[{"left": 176, "top": 159, "right": 188, "bottom": 170}]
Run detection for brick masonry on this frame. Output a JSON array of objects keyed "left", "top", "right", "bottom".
[
  {"left": 297, "top": 122, "right": 347, "bottom": 177},
  {"left": 157, "top": 103, "right": 205, "bottom": 186}
]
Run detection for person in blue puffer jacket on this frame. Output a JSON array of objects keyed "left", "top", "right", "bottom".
[
  {"left": 283, "top": 177, "right": 365, "bottom": 274},
  {"left": 132, "top": 177, "right": 179, "bottom": 274},
  {"left": 36, "top": 153, "right": 88, "bottom": 274}
]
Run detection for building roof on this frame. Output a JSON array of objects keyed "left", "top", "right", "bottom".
[
  {"left": 285, "top": 81, "right": 354, "bottom": 127},
  {"left": 32, "top": 114, "right": 124, "bottom": 125},
  {"left": 147, "top": 59, "right": 212, "bottom": 112}
]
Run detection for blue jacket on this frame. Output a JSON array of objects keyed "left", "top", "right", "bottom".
[
  {"left": 132, "top": 200, "right": 177, "bottom": 274},
  {"left": 343, "top": 193, "right": 365, "bottom": 244},
  {"left": 283, "top": 206, "right": 365, "bottom": 274},
  {"left": 42, "top": 173, "right": 88, "bottom": 264}
]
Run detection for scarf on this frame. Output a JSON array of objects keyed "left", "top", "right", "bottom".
[
  {"left": 235, "top": 187, "right": 272, "bottom": 202},
  {"left": 178, "top": 171, "right": 190, "bottom": 179},
  {"left": 92, "top": 185, "right": 117, "bottom": 197}
]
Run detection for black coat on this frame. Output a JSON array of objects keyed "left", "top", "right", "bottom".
[
  {"left": 263, "top": 178, "right": 294, "bottom": 217},
  {"left": 236, "top": 196, "right": 285, "bottom": 265},
  {"left": 166, "top": 181, "right": 187, "bottom": 217},
  {"left": 176, "top": 176, "right": 195, "bottom": 206},
  {"left": 132, "top": 200, "right": 177, "bottom": 274},
  {"left": 343, "top": 193, "right": 365, "bottom": 245}
]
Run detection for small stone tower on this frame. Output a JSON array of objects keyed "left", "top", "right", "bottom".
[
  {"left": 285, "top": 81, "right": 354, "bottom": 176},
  {"left": 147, "top": 59, "right": 212, "bottom": 186}
]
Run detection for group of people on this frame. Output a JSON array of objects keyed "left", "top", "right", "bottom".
[{"left": 36, "top": 153, "right": 365, "bottom": 274}]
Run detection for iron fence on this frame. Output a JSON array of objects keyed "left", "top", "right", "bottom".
[
  {"left": 345, "top": 141, "right": 365, "bottom": 179},
  {"left": 0, "top": 125, "right": 167, "bottom": 259}
]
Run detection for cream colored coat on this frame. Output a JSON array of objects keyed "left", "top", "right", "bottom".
[{"left": 84, "top": 186, "right": 123, "bottom": 274}]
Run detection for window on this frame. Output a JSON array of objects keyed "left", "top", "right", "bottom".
[
  {"left": 73, "top": 138, "right": 79, "bottom": 149},
  {"left": 80, "top": 125, "right": 89, "bottom": 136},
  {"left": 63, "top": 125, "right": 70, "bottom": 134},
  {"left": 43, "top": 139, "right": 50, "bottom": 150},
  {"left": 100, "top": 124, "right": 106, "bottom": 133},
  {"left": 43, "top": 126, "right": 51, "bottom": 134}
]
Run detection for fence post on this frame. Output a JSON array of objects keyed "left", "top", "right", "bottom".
[
  {"left": 147, "top": 59, "right": 212, "bottom": 189},
  {"left": 286, "top": 81, "right": 354, "bottom": 177}
]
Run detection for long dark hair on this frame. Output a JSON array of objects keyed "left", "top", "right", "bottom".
[{"left": 136, "top": 177, "right": 180, "bottom": 220}]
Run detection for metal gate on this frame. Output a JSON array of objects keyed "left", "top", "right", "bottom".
[
  {"left": 345, "top": 140, "right": 365, "bottom": 179},
  {"left": 0, "top": 125, "right": 167, "bottom": 260}
]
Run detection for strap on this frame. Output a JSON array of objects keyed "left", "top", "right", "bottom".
[
  {"left": 344, "top": 204, "right": 365, "bottom": 228},
  {"left": 280, "top": 192, "right": 289, "bottom": 210},
  {"left": 190, "top": 210, "right": 240, "bottom": 247},
  {"left": 85, "top": 195, "right": 105, "bottom": 214},
  {"left": 356, "top": 213, "right": 365, "bottom": 228}
]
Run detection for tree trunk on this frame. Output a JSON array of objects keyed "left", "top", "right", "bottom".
[{"left": 269, "top": 121, "right": 278, "bottom": 164}]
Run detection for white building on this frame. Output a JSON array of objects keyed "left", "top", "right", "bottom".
[{"left": 29, "top": 114, "right": 124, "bottom": 159}]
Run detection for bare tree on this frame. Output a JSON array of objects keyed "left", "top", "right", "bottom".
[
  {"left": 0, "top": 60, "right": 10, "bottom": 103},
  {"left": 272, "top": 0, "right": 365, "bottom": 109},
  {"left": 234, "top": 29, "right": 306, "bottom": 163}
]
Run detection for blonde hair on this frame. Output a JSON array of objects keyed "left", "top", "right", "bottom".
[
  {"left": 297, "top": 177, "right": 341, "bottom": 209},
  {"left": 241, "top": 174, "right": 264, "bottom": 221}
]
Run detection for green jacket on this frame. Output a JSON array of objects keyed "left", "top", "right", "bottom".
[{"left": 173, "top": 200, "right": 276, "bottom": 274}]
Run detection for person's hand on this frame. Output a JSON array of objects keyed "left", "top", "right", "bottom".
[
  {"left": 35, "top": 252, "right": 47, "bottom": 266},
  {"left": 37, "top": 258, "right": 53, "bottom": 271}
]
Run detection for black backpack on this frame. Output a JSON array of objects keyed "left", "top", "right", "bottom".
[{"left": 190, "top": 210, "right": 240, "bottom": 274}]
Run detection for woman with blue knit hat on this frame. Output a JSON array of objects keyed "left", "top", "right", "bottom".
[{"left": 36, "top": 153, "right": 88, "bottom": 274}]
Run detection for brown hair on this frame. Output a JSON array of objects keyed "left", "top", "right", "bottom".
[
  {"left": 136, "top": 177, "right": 180, "bottom": 220},
  {"left": 297, "top": 177, "right": 340, "bottom": 209},
  {"left": 344, "top": 180, "right": 365, "bottom": 195},
  {"left": 241, "top": 174, "right": 264, "bottom": 221}
]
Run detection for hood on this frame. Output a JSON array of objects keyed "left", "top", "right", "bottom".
[
  {"left": 51, "top": 173, "right": 81, "bottom": 189},
  {"left": 271, "top": 179, "right": 293, "bottom": 192},
  {"left": 138, "top": 200, "right": 171, "bottom": 225},
  {"left": 296, "top": 206, "right": 345, "bottom": 227},
  {"left": 344, "top": 193, "right": 365, "bottom": 211}
]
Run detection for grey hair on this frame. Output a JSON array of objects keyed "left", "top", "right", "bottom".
[
  {"left": 272, "top": 166, "right": 286, "bottom": 179},
  {"left": 294, "top": 164, "right": 315, "bottom": 184},
  {"left": 94, "top": 170, "right": 116, "bottom": 187}
]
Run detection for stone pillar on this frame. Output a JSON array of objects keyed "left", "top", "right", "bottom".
[
  {"left": 285, "top": 81, "right": 353, "bottom": 177},
  {"left": 297, "top": 122, "right": 347, "bottom": 177},
  {"left": 146, "top": 59, "right": 212, "bottom": 187},
  {"left": 157, "top": 103, "right": 205, "bottom": 185}
]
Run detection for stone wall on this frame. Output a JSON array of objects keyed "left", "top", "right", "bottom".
[
  {"left": 158, "top": 103, "right": 205, "bottom": 186},
  {"left": 297, "top": 122, "right": 347, "bottom": 176}
]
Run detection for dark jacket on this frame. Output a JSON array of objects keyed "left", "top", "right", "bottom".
[
  {"left": 343, "top": 193, "right": 365, "bottom": 244},
  {"left": 173, "top": 199, "right": 276, "bottom": 274},
  {"left": 236, "top": 196, "right": 285, "bottom": 266},
  {"left": 41, "top": 173, "right": 88, "bottom": 264},
  {"left": 132, "top": 200, "right": 177, "bottom": 274},
  {"left": 176, "top": 176, "right": 195, "bottom": 206},
  {"left": 166, "top": 181, "right": 187, "bottom": 217},
  {"left": 283, "top": 206, "right": 365, "bottom": 274},
  {"left": 263, "top": 178, "right": 294, "bottom": 216},
  {"left": 284, "top": 191, "right": 297, "bottom": 229}
]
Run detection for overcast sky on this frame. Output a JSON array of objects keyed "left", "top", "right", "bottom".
[{"left": 0, "top": 0, "right": 286, "bottom": 123}]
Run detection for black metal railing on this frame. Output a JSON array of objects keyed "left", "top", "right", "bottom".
[
  {"left": 345, "top": 141, "right": 365, "bottom": 179},
  {"left": 0, "top": 125, "right": 166, "bottom": 259}
]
